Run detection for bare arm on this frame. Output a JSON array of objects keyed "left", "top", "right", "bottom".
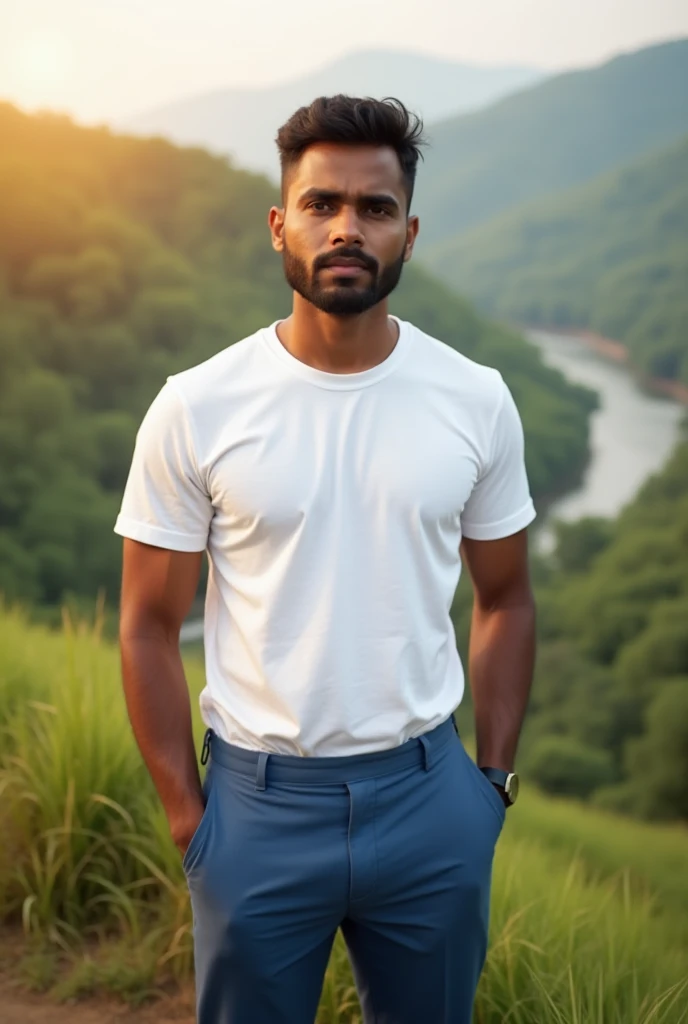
[
  {"left": 119, "top": 538, "right": 205, "bottom": 853},
  {"left": 460, "top": 529, "right": 536, "bottom": 773}
]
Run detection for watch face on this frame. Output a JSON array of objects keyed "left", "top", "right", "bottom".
[{"left": 506, "top": 773, "right": 519, "bottom": 803}]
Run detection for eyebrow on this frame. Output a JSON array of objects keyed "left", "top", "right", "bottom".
[{"left": 298, "top": 188, "right": 401, "bottom": 211}]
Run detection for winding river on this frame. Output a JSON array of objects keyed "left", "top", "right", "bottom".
[{"left": 525, "top": 329, "right": 685, "bottom": 552}]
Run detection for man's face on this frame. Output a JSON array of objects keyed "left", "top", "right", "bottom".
[{"left": 269, "top": 143, "right": 418, "bottom": 316}]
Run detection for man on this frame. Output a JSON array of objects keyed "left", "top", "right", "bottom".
[{"left": 116, "top": 94, "right": 536, "bottom": 1024}]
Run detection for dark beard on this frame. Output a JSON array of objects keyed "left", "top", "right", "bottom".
[{"left": 281, "top": 241, "right": 407, "bottom": 316}]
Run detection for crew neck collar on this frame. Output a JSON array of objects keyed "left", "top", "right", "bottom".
[{"left": 260, "top": 315, "right": 412, "bottom": 391}]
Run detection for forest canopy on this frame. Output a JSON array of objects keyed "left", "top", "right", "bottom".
[{"left": 525, "top": 436, "right": 688, "bottom": 822}]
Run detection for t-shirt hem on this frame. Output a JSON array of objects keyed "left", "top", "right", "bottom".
[
  {"left": 114, "top": 515, "right": 207, "bottom": 552},
  {"left": 461, "top": 500, "right": 536, "bottom": 541}
]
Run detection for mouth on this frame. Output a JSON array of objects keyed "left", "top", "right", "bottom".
[
  {"left": 321, "top": 255, "right": 371, "bottom": 278},
  {"left": 323, "top": 264, "right": 368, "bottom": 278}
]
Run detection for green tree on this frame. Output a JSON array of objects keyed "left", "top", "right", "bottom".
[
  {"left": 522, "top": 735, "right": 616, "bottom": 798},
  {"left": 528, "top": 439, "right": 688, "bottom": 821},
  {"left": 624, "top": 679, "right": 688, "bottom": 821},
  {"left": 551, "top": 517, "right": 614, "bottom": 574}
]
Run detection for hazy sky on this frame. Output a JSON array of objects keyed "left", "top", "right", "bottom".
[{"left": 3, "top": 0, "right": 687, "bottom": 124}]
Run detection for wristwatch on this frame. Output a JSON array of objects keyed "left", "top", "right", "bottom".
[{"left": 480, "top": 767, "right": 519, "bottom": 807}]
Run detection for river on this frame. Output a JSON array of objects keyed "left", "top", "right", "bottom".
[{"left": 525, "top": 329, "right": 685, "bottom": 552}]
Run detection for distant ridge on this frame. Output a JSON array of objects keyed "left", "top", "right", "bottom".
[
  {"left": 117, "top": 49, "right": 544, "bottom": 180},
  {"left": 422, "top": 134, "right": 688, "bottom": 385},
  {"left": 413, "top": 37, "right": 688, "bottom": 248}
]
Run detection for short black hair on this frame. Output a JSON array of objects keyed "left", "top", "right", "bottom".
[{"left": 275, "top": 95, "right": 427, "bottom": 213}]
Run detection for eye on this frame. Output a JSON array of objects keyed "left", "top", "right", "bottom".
[
  {"left": 308, "top": 201, "right": 332, "bottom": 212},
  {"left": 368, "top": 205, "right": 390, "bottom": 216}
]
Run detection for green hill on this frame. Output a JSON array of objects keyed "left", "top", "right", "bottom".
[
  {"left": 423, "top": 135, "right": 688, "bottom": 383},
  {"left": 523, "top": 434, "right": 688, "bottom": 823},
  {"left": 0, "top": 102, "right": 594, "bottom": 609},
  {"left": 414, "top": 38, "right": 688, "bottom": 248}
]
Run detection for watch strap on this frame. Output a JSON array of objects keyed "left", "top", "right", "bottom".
[{"left": 479, "top": 766, "right": 509, "bottom": 788}]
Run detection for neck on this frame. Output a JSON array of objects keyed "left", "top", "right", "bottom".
[{"left": 275, "top": 296, "right": 399, "bottom": 374}]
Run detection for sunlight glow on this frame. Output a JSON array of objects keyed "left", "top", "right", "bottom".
[{"left": 12, "top": 34, "right": 73, "bottom": 98}]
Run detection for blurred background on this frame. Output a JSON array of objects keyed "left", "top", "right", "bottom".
[{"left": 1, "top": 2, "right": 687, "bottom": 1021}]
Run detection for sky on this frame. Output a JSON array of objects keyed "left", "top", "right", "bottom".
[{"left": 2, "top": 0, "right": 687, "bottom": 125}]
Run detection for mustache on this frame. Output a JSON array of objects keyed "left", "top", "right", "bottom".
[{"left": 314, "top": 250, "right": 377, "bottom": 273}]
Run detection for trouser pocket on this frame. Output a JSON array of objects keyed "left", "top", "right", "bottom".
[
  {"left": 457, "top": 737, "right": 506, "bottom": 826},
  {"left": 182, "top": 767, "right": 216, "bottom": 875}
]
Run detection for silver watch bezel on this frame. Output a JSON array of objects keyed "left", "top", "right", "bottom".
[{"left": 504, "top": 772, "right": 519, "bottom": 804}]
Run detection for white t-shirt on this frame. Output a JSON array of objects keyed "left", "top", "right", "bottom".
[{"left": 115, "top": 316, "right": 536, "bottom": 756}]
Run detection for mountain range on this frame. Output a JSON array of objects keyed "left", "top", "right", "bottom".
[
  {"left": 117, "top": 49, "right": 544, "bottom": 180},
  {"left": 412, "top": 38, "right": 688, "bottom": 248},
  {"left": 422, "top": 133, "right": 688, "bottom": 384}
]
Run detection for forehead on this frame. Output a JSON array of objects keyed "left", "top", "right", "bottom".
[{"left": 288, "top": 143, "right": 405, "bottom": 203}]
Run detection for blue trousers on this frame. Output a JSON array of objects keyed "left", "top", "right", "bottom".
[{"left": 183, "top": 714, "right": 506, "bottom": 1023}]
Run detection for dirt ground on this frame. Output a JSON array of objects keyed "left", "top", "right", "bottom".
[
  {"left": 0, "top": 932, "right": 195, "bottom": 1023},
  {"left": 0, "top": 980, "right": 195, "bottom": 1024}
]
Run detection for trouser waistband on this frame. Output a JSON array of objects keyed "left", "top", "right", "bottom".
[{"left": 201, "top": 714, "right": 460, "bottom": 790}]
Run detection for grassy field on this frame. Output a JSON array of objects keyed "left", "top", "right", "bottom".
[{"left": 0, "top": 603, "right": 687, "bottom": 1023}]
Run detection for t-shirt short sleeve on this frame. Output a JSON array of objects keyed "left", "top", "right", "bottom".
[
  {"left": 114, "top": 380, "right": 212, "bottom": 552},
  {"left": 460, "top": 377, "right": 536, "bottom": 541}
]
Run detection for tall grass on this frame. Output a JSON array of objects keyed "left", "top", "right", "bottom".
[
  {"left": 479, "top": 842, "right": 687, "bottom": 1023},
  {"left": 0, "top": 603, "right": 202, "bottom": 980},
  {"left": 1, "top": 603, "right": 687, "bottom": 1021},
  {"left": 502, "top": 787, "right": 688, "bottom": 945}
]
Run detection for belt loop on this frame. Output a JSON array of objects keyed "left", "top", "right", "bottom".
[
  {"left": 255, "top": 752, "right": 269, "bottom": 791},
  {"left": 200, "top": 728, "right": 212, "bottom": 766},
  {"left": 418, "top": 734, "right": 432, "bottom": 772}
]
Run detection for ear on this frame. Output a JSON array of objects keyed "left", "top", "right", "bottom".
[
  {"left": 403, "top": 215, "right": 420, "bottom": 262},
  {"left": 268, "top": 206, "right": 285, "bottom": 253}
]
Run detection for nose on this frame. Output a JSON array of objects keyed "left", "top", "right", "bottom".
[{"left": 329, "top": 206, "right": 364, "bottom": 248}]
